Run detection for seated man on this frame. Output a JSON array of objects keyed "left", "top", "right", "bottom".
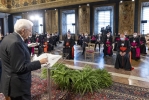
[
  {"left": 77, "top": 33, "right": 84, "bottom": 46},
  {"left": 95, "top": 33, "right": 102, "bottom": 52},
  {"left": 130, "top": 33, "right": 140, "bottom": 60},
  {"left": 103, "top": 32, "right": 113, "bottom": 57},
  {"left": 115, "top": 34, "right": 133, "bottom": 71},
  {"left": 47, "top": 34, "right": 54, "bottom": 52},
  {"left": 63, "top": 34, "right": 75, "bottom": 59},
  {"left": 145, "top": 33, "right": 149, "bottom": 50},
  {"left": 90, "top": 33, "right": 96, "bottom": 43},
  {"left": 140, "top": 34, "right": 147, "bottom": 54},
  {"left": 82, "top": 33, "right": 90, "bottom": 55},
  {"left": 113, "top": 33, "right": 120, "bottom": 51}
]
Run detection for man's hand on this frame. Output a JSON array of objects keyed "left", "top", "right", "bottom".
[
  {"left": 39, "top": 58, "right": 48, "bottom": 64},
  {"left": 122, "top": 52, "right": 126, "bottom": 56},
  {"left": 120, "top": 52, "right": 123, "bottom": 56}
]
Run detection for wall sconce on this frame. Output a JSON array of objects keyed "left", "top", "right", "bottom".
[{"left": 120, "top": 1, "right": 123, "bottom": 3}]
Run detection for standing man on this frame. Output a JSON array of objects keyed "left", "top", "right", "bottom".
[{"left": 0, "top": 19, "right": 48, "bottom": 100}]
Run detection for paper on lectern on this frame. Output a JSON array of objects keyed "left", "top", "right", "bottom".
[{"left": 33, "top": 53, "right": 62, "bottom": 68}]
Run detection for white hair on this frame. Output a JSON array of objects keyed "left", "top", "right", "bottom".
[{"left": 14, "top": 19, "right": 33, "bottom": 33}]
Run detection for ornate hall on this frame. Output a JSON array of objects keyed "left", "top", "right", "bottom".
[{"left": 0, "top": 0, "right": 149, "bottom": 100}]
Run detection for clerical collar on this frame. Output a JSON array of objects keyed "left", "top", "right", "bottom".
[{"left": 16, "top": 32, "right": 24, "bottom": 41}]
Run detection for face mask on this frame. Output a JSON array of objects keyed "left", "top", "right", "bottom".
[
  {"left": 120, "top": 38, "right": 125, "bottom": 41},
  {"left": 133, "top": 35, "right": 137, "bottom": 37},
  {"left": 107, "top": 35, "right": 110, "bottom": 37},
  {"left": 29, "top": 36, "right": 32, "bottom": 38},
  {"left": 68, "top": 37, "right": 70, "bottom": 39},
  {"left": 85, "top": 36, "right": 88, "bottom": 38},
  {"left": 47, "top": 36, "right": 49, "bottom": 38}
]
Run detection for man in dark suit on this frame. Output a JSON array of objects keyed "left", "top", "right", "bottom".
[
  {"left": 0, "top": 19, "right": 48, "bottom": 100},
  {"left": 82, "top": 33, "right": 90, "bottom": 55}
]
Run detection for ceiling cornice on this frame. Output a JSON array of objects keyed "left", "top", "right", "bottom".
[{"left": 7, "top": 0, "right": 106, "bottom": 13}]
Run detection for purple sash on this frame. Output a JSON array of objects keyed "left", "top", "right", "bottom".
[
  {"left": 31, "top": 47, "right": 34, "bottom": 54},
  {"left": 106, "top": 41, "right": 112, "bottom": 54},
  {"left": 36, "top": 38, "right": 39, "bottom": 42},
  {"left": 136, "top": 48, "right": 140, "bottom": 58},
  {"left": 131, "top": 42, "right": 140, "bottom": 58},
  {"left": 125, "top": 38, "right": 129, "bottom": 40},
  {"left": 91, "top": 36, "right": 96, "bottom": 40},
  {"left": 140, "top": 41, "right": 143, "bottom": 45},
  {"left": 116, "top": 37, "right": 120, "bottom": 41}
]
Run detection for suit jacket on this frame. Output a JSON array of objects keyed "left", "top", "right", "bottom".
[
  {"left": 0, "top": 32, "right": 41, "bottom": 97},
  {"left": 82, "top": 37, "right": 90, "bottom": 47}
]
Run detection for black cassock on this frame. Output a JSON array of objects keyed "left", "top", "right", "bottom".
[
  {"left": 140, "top": 36, "right": 147, "bottom": 54},
  {"left": 47, "top": 37, "right": 55, "bottom": 52},
  {"left": 113, "top": 35, "right": 120, "bottom": 51},
  {"left": 115, "top": 40, "right": 132, "bottom": 71},
  {"left": 63, "top": 38, "right": 75, "bottom": 59},
  {"left": 129, "top": 37, "right": 140, "bottom": 60}
]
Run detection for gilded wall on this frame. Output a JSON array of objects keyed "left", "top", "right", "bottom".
[
  {"left": 119, "top": 1, "right": 135, "bottom": 35},
  {"left": 45, "top": 10, "right": 58, "bottom": 34},
  {"left": 0, "top": 0, "right": 9, "bottom": 12},
  {"left": 78, "top": 5, "right": 90, "bottom": 34}
]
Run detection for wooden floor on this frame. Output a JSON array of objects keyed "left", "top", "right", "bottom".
[{"left": 50, "top": 42, "right": 149, "bottom": 89}]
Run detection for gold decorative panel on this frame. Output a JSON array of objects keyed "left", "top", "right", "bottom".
[
  {"left": 9, "top": 0, "right": 105, "bottom": 13},
  {"left": 45, "top": 10, "right": 58, "bottom": 34},
  {"left": 119, "top": 1, "right": 135, "bottom": 35},
  {"left": 79, "top": 5, "right": 90, "bottom": 34},
  {"left": 0, "top": 0, "right": 9, "bottom": 12}
]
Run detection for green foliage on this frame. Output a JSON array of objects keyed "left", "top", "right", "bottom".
[
  {"left": 41, "top": 63, "right": 112, "bottom": 95},
  {"left": 41, "top": 67, "right": 48, "bottom": 79}
]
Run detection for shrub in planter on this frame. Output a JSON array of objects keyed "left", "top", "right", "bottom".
[{"left": 41, "top": 63, "right": 112, "bottom": 95}]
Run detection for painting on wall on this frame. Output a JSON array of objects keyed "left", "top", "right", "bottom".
[{"left": 119, "top": 1, "right": 135, "bottom": 35}]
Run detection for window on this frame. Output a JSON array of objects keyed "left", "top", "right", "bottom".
[
  {"left": 97, "top": 11, "right": 110, "bottom": 33},
  {"left": 66, "top": 14, "right": 75, "bottom": 34},
  {"left": 142, "top": 7, "right": 149, "bottom": 34}
]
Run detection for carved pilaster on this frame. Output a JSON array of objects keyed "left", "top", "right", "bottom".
[
  {"left": 119, "top": 1, "right": 135, "bottom": 35},
  {"left": 45, "top": 10, "right": 58, "bottom": 34},
  {"left": 78, "top": 5, "right": 90, "bottom": 34}
]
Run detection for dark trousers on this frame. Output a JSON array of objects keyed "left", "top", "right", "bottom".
[
  {"left": 95, "top": 42, "right": 100, "bottom": 51},
  {"left": 11, "top": 94, "right": 31, "bottom": 100}
]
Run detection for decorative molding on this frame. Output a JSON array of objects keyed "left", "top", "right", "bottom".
[
  {"left": 8, "top": 0, "right": 106, "bottom": 13},
  {"left": 119, "top": 1, "right": 135, "bottom": 35}
]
